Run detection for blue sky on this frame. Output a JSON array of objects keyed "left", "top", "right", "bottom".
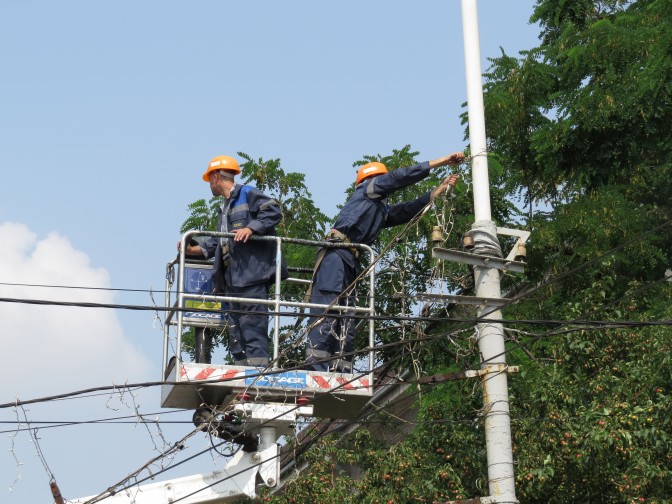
[{"left": 0, "top": 1, "right": 540, "bottom": 501}]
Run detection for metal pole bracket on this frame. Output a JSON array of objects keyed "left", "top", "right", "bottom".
[{"left": 464, "top": 364, "right": 519, "bottom": 379}]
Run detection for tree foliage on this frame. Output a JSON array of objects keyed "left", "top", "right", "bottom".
[
  {"left": 480, "top": 1, "right": 672, "bottom": 501},
  {"left": 269, "top": 1, "right": 672, "bottom": 503},
  {"left": 483, "top": 0, "right": 672, "bottom": 209}
]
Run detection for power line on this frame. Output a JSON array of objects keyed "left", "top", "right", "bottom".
[
  {"left": 1, "top": 219, "right": 668, "bottom": 320},
  {"left": 0, "top": 281, "right": 166, "bottom": 295},
  {"left": 0, "top": 409, "right": 191, "bottom": 433},
  {"left": 1, "top": 310, "right": 669, "bottom": 415},
  {"left": 0, "top": 290, "right": 669, "bottom": 327}
]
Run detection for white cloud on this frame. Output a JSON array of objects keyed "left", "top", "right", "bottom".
[
  {"left": 0, "top": 221, "right": 152, "bottom": 399},
  {"left": 0, "top": 223, "right": 174, "bottom": 502}
]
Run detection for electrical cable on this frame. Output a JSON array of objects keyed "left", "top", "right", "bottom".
[
  {"left": 17, "top": 404, "right": 57, "bottom": 482},
  {"left": 1, "top": 291, "right": 670, "bottom": 331},
  {"left": 0, "top": 409, "right": 191, "bottom": 434},
  {"left": 1, "top": 220, "right": 668, "bottom": 331},
  {"left": 0, "top": 281, "right": 168, "bottom": 294},
  {"left": 2, "top": 311, "right": 670, "bottom": 413}
]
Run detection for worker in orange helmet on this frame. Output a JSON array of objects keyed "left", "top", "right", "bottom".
[
  {"left": 305, "top": 152, "right": 464, "bottom": 373},
  {"left": 184, "top": 155, "right": 287, "bottom": 367}
]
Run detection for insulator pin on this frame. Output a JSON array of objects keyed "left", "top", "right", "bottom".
[
  {"left": 463, "top": 234, "right": 475, "bottom": 250},
  {"left": 514, "top": 243, "right": 527, "bottom": 262},
  {"left": 431, "top": 226, "right": 445, "bottom": 245}
]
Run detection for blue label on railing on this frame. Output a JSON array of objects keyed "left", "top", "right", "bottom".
[{"left": 245, "top": 370, "right": 307, "bottom": 389}]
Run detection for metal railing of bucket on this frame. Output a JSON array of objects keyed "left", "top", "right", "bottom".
[{"left": 163, "top": 230, "right": 376, "bottom": 381}]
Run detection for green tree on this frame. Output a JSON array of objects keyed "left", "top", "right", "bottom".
[
  {"left": 483, "top": 0, "right": 672, "bottom": 212},
  {"left": 478, "top": 0, "right": 672, "bottom": 501},
  {"left": 270, "top": 1, "right": 672, "bottom": 503}
]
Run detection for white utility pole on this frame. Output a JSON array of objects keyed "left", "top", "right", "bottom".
[{"left": 460, "top": 0, "right": 518, "bottom": 502}]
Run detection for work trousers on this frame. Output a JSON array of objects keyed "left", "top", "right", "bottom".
[
  {"left": 226, "top": 282, "right": 270, "bottom": 367},
  {"left": 305, "top": 249, "right": 357, "bottom": 373}
]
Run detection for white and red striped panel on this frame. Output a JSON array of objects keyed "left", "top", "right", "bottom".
[{"left": 178, "top": 364, "right": 371, "bottom": 395}]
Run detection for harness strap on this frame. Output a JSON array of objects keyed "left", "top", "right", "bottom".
[
  {"left": 325, "top": 228, "right": 360, "bottom": 259},
  {"left": 291, "top": 228, "right": 357, "bottom": 331},
  {"left": 326, "top": 228, "right": 348, "bottom": 242}
]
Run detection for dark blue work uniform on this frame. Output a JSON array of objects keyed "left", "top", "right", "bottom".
[
  {"left": 306, "top": 161, "right": 434, "bottom": 372},
  {"left": 201, "top": 184, "right": 287, "bottom": 366}
]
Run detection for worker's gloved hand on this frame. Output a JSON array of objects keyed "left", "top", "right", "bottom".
[
  {"left": 429, "top": 152, "right": 465, "bottom": 169},
  {"left": 177, "top": 240, "right": 204, "bottom": 257},
  {"left": 431, "top": 174, "right": 459, "bottom": 201},
  {"left": 445, "top": 152, "right": 465, "bottom": 166}
]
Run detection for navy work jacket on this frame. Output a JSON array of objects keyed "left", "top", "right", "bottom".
[
  {"left": 332, "top": 161, "right": 433, "bottom": 246},
  {"left": 202, "top": 184, "right": 288, "bottom": 290}
]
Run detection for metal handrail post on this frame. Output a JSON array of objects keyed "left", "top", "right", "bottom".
[
  {"left": 367, "top": 247, "right": 376, "bottom": 372},
  {"left": 162, "top": 264, "right": 172, "bottom": 377},
  {"left": 174, "top": 232, "right": 193, "bottom": 385},
  {"left": 272, "top": 237, "right": 282, "bottom": 366}
]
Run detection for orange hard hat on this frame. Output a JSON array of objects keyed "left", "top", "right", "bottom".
[
  {"left": 202, "top": 155, "right": 241, "bottom": 182},
  {"left": 356, "top": 162, "right": 388, "bottom": 185}
]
